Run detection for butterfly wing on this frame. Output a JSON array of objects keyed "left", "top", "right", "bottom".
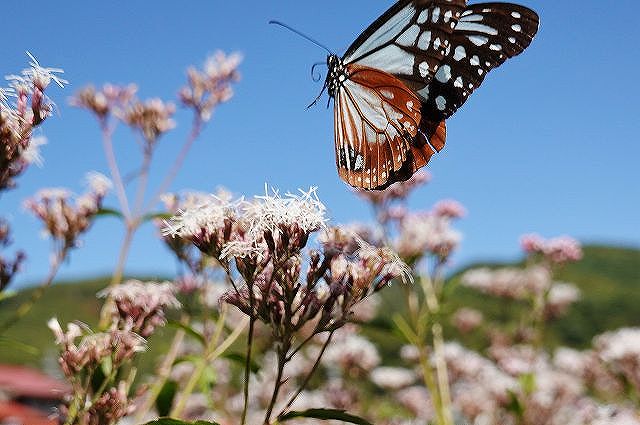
[
  {"left": 333, "top": 0, "right": 538, "bottom": 189},
  {"left": 416, "top": 2, "right": 540, "bottom": 121},
  {"left": 334, "top": 64, "right": 445, "bottom": 190},
  {"left": 343, "top": 0, "right": 467, "bottom": 96}
]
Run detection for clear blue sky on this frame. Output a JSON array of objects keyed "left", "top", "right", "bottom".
[{"left": 3, "top": 1, "right": 639, "bottom": 286}]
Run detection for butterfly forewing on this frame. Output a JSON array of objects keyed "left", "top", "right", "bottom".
[
  {"left": 415, "top": 3, "right": 540, "bottom": 121},
  {"left": 335, "top": 64, "right": 424, "bottom": 189},
  {"left": 343, "top": 0, "right": 467, "bottom": 96}
]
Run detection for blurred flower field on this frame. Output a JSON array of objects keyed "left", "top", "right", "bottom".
[{"left": 1, "top": 51, "right": 639, "bottom": 425}]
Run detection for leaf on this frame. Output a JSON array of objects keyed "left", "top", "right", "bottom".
[
  {"left": 141, "top": 212, "right": 173, "bottom": 224},
  {"left": 155, "top": 380, "right": 178, "bottom": 417},
  {"left": 167, "top": 321, "right": 205, "bottom": 346},
  {"left": 96, "top": 208, "right": 124, "bottom": 219},
  {"left": 141, "top": 419, "right": 220, "bottom": 425},
  {"left": 223, "top": 352, "right": 260, "bottom": 373},
  {"left": 279, "top": 408, "right": 373, "bottom": 425},
  {"left": 392, "top": 314, "right": 418, "bottom": 344}
]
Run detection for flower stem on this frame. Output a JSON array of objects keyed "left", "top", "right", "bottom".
[
  {"left": 240, "top": 317, "right": 256, "bottom": 425},
  {"left": 278, "top": 330, "right": 335, "bottom": 419}
]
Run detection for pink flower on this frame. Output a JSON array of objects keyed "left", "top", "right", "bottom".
[
  {"left": 520, "top": 233, "right": 583, "bottom": 264},
  {"left": 433, "top": 199, "right": 466, "bottom": 219}
]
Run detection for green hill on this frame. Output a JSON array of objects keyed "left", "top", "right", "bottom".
[{"left": 0, "top": 245, "right": 638, "bottom": 372}]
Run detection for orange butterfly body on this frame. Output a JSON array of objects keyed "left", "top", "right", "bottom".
[{"left": 324, "top": 0, "right": 539, "bottom": 189}]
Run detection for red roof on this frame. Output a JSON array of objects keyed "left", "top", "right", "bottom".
[
  {"left": 0, "top": 400, "right": 57, "bottom": 425},
  {"left": 0, "top": 365, "right": 70, "bottom": 399}
]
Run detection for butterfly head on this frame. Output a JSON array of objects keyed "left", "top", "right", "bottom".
[{"left": 325, "top": 54, "right": 347, "bottom": 98}]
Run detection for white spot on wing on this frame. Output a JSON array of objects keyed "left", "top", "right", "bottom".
[
  {"left": 453, "top": 45, "right": 466, "bottom": 61},
  {"left": 454, "top": 76, "right": 463, "bottom": 88},
  {"left": 397, "top": 25, "right": 421, "bottom": 47},
  {"left": 435, "top": 65, "right": 452, "bottom": 83},
  {"left": 418, "top": 61, "right": 430, "bottom": 77},
  {"left": 432, "top": 7, "right": 441, "bottom": 23},
  {"left": 470, "top": 55, "right": 480, "bottom": 66},
  {"left": 460, "top": 14, "right": 483, "bottom": 22},
  {"left": 417, "top": 9, "right": 430, "bottom": 24},
  {"left": 344, "top": 4, "right": 416, "bottom": 62},
  {"left": 417, "top": 31, "right": 432, "bottom": 50},
  {"left": 435, "top": 96, "right": 446, "bottom": 111},
  {"left": 355, "top": 44, "right": 415, "bottom": 74},
  {"left": 512, "top": 24, "right": 522, "bottom": 32},
  {"left": 512, "top": 11, "right": 521, "bottom": 19},
  {"left": 381, "top": 89, "right": 395, "bottom": 100},
  {"left": 456, "top": 22, "right": 498, "bottom": 35},
  {"left": 468, "top": 35, "right": 489, "bottom": 46}
]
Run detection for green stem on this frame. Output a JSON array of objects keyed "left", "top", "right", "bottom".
[
  {"left": 240, "top": 317, "right": 256, "bottom": 425},
  {"left": 278, "top": 330, "right": 335, "bottom": 419},
  {"left": 135, "top": 326, "right": 186, "bottom": 421}
]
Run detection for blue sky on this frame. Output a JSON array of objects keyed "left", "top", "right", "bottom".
[{"left": 2, "top": 1, "right": 639, "bottom": 286}]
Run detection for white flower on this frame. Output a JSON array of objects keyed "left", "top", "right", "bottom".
[
  {"left": 21, "top": 135, "right": 47, "bottom": 166},
  {"left": 23, "top": 51, "right": 68, "bottom": 88},
  {"left": 594, "top": 327, "right": 640, "bottom": 362},
  {"left": 85, "top": 171, "right": 112, "bottom": 196},
  {"left": 370, "top": 366, "right": 416, "bottom": 390},
  {"left": 242, "top": 185, "right": 327, "bottom": 238},
  {"left": 162, "top": 194, "right": 237, "bottom": 238}
]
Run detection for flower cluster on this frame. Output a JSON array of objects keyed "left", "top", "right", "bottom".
[
  {"left": 395, "top": 210, "right": 463, "bottom": 262},
  {"left": 70, "top": 83, "right": 137, "bottom": 122},
  {"left": 23, "top": 172, "right": 111, "bottom": 251},
  {"left": 48, "top": 318, "right": 146, "bottom": 378},
  {"left": 98, "top": 279, "right": 180, "bottom": 337},
  {"left": 594, "top": 327, "right": 640, "bottom": 392},
  {"left": 120, "top": 98, "right": 176, "bottom": 146},
  {"left": 461, "top": 265, "right": 552, "bottom": 299},
  {"left": 48, "top": 318, "right": 145, "bottom": 425},
  {"left": 179, "top": 51, "right": 242, "bottom": 121},
  {"left": 1, "top": 52, "right": 66, "bottom": 191},
  {"left": 521, "top": 233, "right": 583, "bottom": 264}
]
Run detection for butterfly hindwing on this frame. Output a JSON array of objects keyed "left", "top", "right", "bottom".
[
  {"left": 416, "top": 2, "right": 540, "bottom": 121},
  {"left": 335, "top": 64, "right": 423, "bottom": 190}
]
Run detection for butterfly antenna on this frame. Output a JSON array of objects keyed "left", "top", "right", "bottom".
[{"left": 269, "top": 20, "right": 335, "bottom": 55}]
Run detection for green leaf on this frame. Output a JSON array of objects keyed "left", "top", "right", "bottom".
[
  {"left": 140, "top": 212, "right": 173, "bottom": 224},
  {"left": 223, "top": 352, "right": 260, "bottom": 373},
  {"left": 167, "top": 321, "right": 205, "bottom": 346},
  {"left": 279, "top": 408, "right": 373, "bottom": 425},
  {"left": 141, "top": 419, "right": 220, "bottom": 425},
  {"left": 96, "top": 208, "right": 124, "bottom": 219},
  {"left": 155, "top": 380, "right": 178, "bottom": 417},
  {"left": 392, "top": 314, "right": 418, "bottom": 344}
]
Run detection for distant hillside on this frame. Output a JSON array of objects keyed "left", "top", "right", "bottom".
[
  {"left": 0, "top": 276, "right": 176, "bottom": 377},
  {"left": 0, "top": 245, "right": 638, "bottom": 372}
]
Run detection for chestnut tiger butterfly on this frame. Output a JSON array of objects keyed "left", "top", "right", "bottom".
[{"left": 273, "top": 1, "right": 539, "bottom": 190}]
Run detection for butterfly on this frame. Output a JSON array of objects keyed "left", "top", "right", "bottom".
[{"left": 318, "top": 0, "right": 539, "bottom": 190}]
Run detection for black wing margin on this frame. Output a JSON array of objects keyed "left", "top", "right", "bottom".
[{"left": 417, "top": 2, "right": 539, "bottom": 121}]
